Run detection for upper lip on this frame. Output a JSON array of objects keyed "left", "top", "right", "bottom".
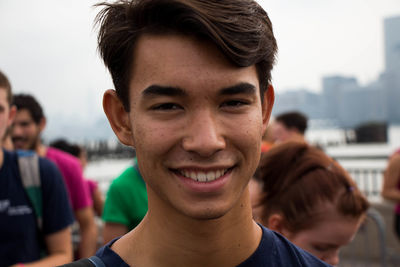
[{"left": 170, "top": 165, "right": 234, "bottom": 172}]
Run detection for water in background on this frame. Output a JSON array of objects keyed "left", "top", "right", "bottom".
[{"left": 85, "top": 158, "right": 132, "bottom": 194}]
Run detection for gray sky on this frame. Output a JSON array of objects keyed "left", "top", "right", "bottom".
[{"left": 1, "top": 0, "right": 400, "bottom": 126}]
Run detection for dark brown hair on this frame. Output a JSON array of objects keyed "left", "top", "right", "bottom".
[
  {"left": 95, "top": 0, "right": 277, "bottom": 111},
  {"left": 12, "top": 94, "right": 44, "bottom": 124},
  {"left": 254, "top": 141, "right": 369, "bottom": 233},
  {"left": 275, "top": 111, "right": 308, "bottom": 134},
  {"left": 0, "top": 69, "right": 12, "bottom": 104}
]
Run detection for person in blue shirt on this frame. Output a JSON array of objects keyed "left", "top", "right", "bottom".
[
  {"left": 0, "top": 69, "right": 74, "bottom": 266},
  {"left": 64, "top": 0, "right": 330, "bottom": 266}
]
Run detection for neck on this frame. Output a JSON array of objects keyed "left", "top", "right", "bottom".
[
  {"left": 36, "top": 143, "right": 47, "bottom": 157},
  {"left": 114, "top": 187, "right": 261, "bottom": 267}
]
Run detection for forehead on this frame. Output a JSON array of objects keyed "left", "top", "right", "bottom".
[
  {"left": 0, "top": 88, "right": 7, "bottom": 103},
  {"left": 15, "top": 109, "right": 34, "bottom": 122},
  {"left": 0, "top": 87, "right": 11, "bottom": 104},
  {"left": 295, "top": 205, "right": 362, "bottom": 245},
  {"left": 129, "top": 34, "right": 259, "bottom": 97}
]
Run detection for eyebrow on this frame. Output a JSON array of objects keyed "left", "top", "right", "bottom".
[
  {"left": 141, "top": 82, "right": 256, "bottom": 98},
  {"left": 219, "top": 83, "right": 256, "bottom": 96},
  {"left": 142, "top": 85, "right": 186, "bottom": 97}
]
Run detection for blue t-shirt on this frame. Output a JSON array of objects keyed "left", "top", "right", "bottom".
[
  {"left": 0, "top": 149, "right": 74, "bottom": 267},
  {"left": 94, "top": 224, "right": 331, "bottom": 266}
]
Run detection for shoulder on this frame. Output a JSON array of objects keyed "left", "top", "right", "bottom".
[
  {"left": 393, "top": 152, "right": 400, "bottom": 161},
  {"left": 13, "top": 149, "right": 61, "bottom": 179},
  {"left": 38, "top": 154, "right": 61, "bottom": 173},
  {"left": 0, "top": 149, "right": 19, "bottom": 176},
  {"left": 46, "top": 147, "right": 82, "bottom": 170},
  {"left": 388, "top": 153, "right": 400, "bottom": 169},
  {"left": 238, "top": 225, "right": 330, "bottom": 267},
  {"left": 46, "top": 147, "right": 86, "bottom": 185},
  {"left": 266, "top": 227, "right": 329, "bottom": 266},
  {"left": 3, "top": 148, "right": 17, "bottom": 165},
  {"left": 95, "top": 237, "right": 130, "bottom": 266},
  {"left": 37, "top": 154, "right": 66, "bottom": 186},
  {"left": 111, "top": 166, "right": 138, "bottom": 187}
]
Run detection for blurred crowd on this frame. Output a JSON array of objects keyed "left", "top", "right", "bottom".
[
  {"left": 2, "top": 69, "right": 400, "bottom": 266},
  {"left": 1, "top": 0, "right": 399, "bottom": 266}
]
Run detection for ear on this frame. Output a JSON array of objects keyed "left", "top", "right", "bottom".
[
  {"left": 38, "top": 117, "right": 46, "bottom": 132},
  {"left": 267, "top": 213, "right": 292, "bottom": 237},
  {"left": 103, "top": 89, "right": 135, "bottom": 147},
  {"left": 261, "top": 84, "right": 275, "bottom": 134},
  {"left": 7, "top": 105, "right": 16, "bottom": 127}
]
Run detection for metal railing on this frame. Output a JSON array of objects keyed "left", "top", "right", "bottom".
[{"left": 347, "top": 167, "right": 384, "bottom": 198}]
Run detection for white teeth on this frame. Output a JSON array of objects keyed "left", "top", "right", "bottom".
[
  {"left": 207, "top": 172, "right": 215, "bottom": 181},
  {"left": 179, "top": 169, "right": 228, "bottom": 182},
  {"left": 198, "top": 173, "right": 206, "bottom": 182}
]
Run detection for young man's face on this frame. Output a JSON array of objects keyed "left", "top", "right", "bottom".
[
  {"left": 11, "top": 109, "right": 41, "bottom": 150},
  {"left": 0, "top": 89, "right": 14, "bottom": 143},
  {"left": 104, "top": 34, "right": 274, "bottom": 220}
]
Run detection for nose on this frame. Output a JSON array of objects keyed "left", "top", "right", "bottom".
[
  {"left": 182, "top": 109, "right": 226, "bottom": 157},
  {"left": 11, "top": 123, "right": 22, "bottom": 136}
]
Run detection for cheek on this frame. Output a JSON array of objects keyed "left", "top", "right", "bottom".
[
  {"left": 234, "top": 114, "right": 263, "bottom": 153},
  {"left": 22, "top": 127, "right": 32, "bottom": 137},
  {"left": 132, "top": 118, "right": 177, "bottom": 156},
  {"left": 30, "top": 127, "right": 40, "bottom": 138}
]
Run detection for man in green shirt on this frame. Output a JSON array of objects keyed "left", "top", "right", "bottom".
[{"left": 102, "top": 159, "right": 148, "bottom": 243}]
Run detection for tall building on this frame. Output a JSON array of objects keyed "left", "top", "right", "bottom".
[
  {"left": 273, "top": 15, "right": 400, "bottom": 128},
  {"left": 383, "top": 16, "right": 400, "bottom": 123},
  {"left": 322, "top": 76, "right": 359, "bottom": 124},
  {"left": 272, "top": 89, "right": 324, "bottom": 120},
  {"left": 384, "top": 16, "right": 400, "bottom": 74}
]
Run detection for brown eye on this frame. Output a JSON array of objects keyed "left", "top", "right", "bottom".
[
  {"left": 152, "top": 103, "right": 182, "bottom": 110},
  {"left": 313, "top": 245, "right": 329, "bottom": 252},
  {"left": 221, "top": 100, "right": 249, "bottom": 107}
]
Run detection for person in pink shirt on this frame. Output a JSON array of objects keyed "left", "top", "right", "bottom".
[
  {"left": 46, "top": 147, "right": 93, "bottom": 212},
  {"left": 11, "top": 94, "right": 98, "bottom": 259},
  {"left": 50, "top": 138, "right": 104, "bottom": 217}
]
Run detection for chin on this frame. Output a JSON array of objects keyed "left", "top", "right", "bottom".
[
  {"left": 181, "top": 202, "right": 234, "bottom": 221},
  {"left": 191, "top": 210, "right": 227, "bottom": 221}
]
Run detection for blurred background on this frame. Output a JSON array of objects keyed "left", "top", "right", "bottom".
[
  {"left": 1, "top": 1, "right": 400, "bottom": 265},
  {"left": 0, "top": 0, "right": 399, "bottom": 144}
]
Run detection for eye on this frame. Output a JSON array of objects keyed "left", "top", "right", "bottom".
[
  {"left": 151, "top": 103, "right": 182, "bottom": 111},
  {"left": 312, "top": 245, "right": 331, "bottom": 252},
  {"left": 20, "top": 121, "right": 32, "bottom": 127},
  {"left": 221, "top": 99, "right": 250, "bottom": 108}
]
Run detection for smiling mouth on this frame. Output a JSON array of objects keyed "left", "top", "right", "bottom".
[{"left": 174, "top": 168, "right": 232, "bottom": 183}]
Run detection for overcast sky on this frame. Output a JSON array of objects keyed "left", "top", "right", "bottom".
[{"left": 1, "top": 0, "right": 400, "bottom": 125}]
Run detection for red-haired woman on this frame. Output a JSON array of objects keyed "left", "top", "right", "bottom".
[{"left": 250, "top": 141, "right": 369, "bottom": 266}]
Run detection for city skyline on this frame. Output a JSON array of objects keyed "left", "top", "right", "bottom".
[
  {"left": 273, "top": 15, "right": 400, "bottom": 129},
  {"left": 1, "top": 0, "right": 400, "bottom": 140}
]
